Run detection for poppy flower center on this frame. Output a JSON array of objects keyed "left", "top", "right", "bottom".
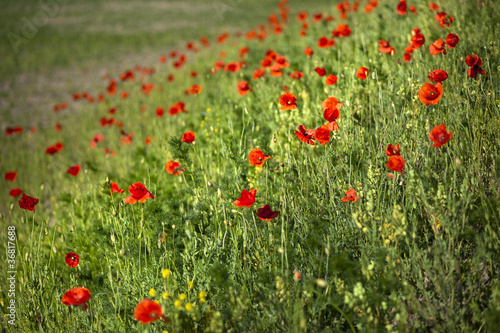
[
  {"left": 150, "top": 313, "right": 159, "bottom": 319},
  {"left": 440, "top": 135, "right": 445, "bottom": 141},
  {"left": 71, "top": 256, "right": 75, "bottom": 261}
]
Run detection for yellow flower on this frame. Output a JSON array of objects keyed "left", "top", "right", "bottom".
[
  {"left": 198, "top": 290, "right": 206, "bottom": 299},
  {"left": 174, "top": 300, "right": 182, "bottom": 307},
  {"left": 185, "top": 302, "right": 193, "bottom": 311},
  {"left": 162, "top": 291, "right": 169, "bottom": 299},
  {"left": 179, "top": 293, "right": 187, "bottom": 300},
  {"left": 162, "top": 269, "right": 171, "bottom": 278},
  {"left": 162, "top": 331, "right": 169, "bottom": 333},
  {"left": 149, "top": 288, "right": 156, "bottom": 297},
  {"left": 200, "top": 297, "right": 206, "bottom": 303},
  {"left": 188, "top": 281, "right": 194, "bottom": 289}
]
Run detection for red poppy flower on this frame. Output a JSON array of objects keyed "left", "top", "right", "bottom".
[
  {"left": 332, "top": 24, "right": 351, "bottom": 37},
  {"left": 304, "top": 47, "right": 314, "bottom": 57},
  {"left": 410, "top": 31, "right": 425, "bottom": 49},
  {"left": 434, "top": 12, "right": 454, "bottom": 28},
  {"left": 418, "top": 82, "right": 443, "bottom": 106},
  {"left": 62, "top": 287, "right": 91, "bottom": 311},
  {"left": 387, "top": 155, "right": 405, "bottom": 174},
  {"left": 110, "top": 182, "right": 125, "bottom": 195},
  {"left": 5, "top": 171, "right": 17, "bottom": 182},
  {"left": 181, "top": 131, "right": 195, "bottom": 144},
  {"left": 326, "top": 121, "right": 339, "bottom": 131},
  {"left": 121, "top": 133, "right": 134, "bottom": 146},
  {"left": 55, "top": 122, "right": 62, "bottom": 133},
  {"left": 45, "top": 142, "right": 64, "bottom": 155},
  {"left": 325, "top": 74, "right": 338, "bottom": 86},
  {"left": 165, "top": 161, "right": 184, "bottom": 176},
  {"left": 364, "top": 0, "right": 379, "bottom": 13},
  {"left": 270, "top": 66, "right": 283, "bottom": 77},
  {"left": 9, "top": 188, "right": 22, "bottom": 197},
  {"left": 341, "top": 189, "right": 359, "bottom": 202},
  {"left": 312, "top": 12, "right": 323, "bottom": 22},
  {"left": 314, "top": 67, "right": 326, "bottom": 77},
  {"left": 356, "top": 67, "right": 369, "bottom": 80},
  {"left": 18, "top": 193, "right": 38, "bottom": 211},
  {"left": 428, "top": 69, "right": 448, "bottom": 83},
  {"left": 379, "top": 40, "right": 396, "bottom": 55},
  {"left": 224, "top": 62, "right": 241, "bottom": 72},
  {"left": 318, "top": 36, "right": 334, "bottom": 48},
  {"left": 429, "top": 2, "right": 439, "bottom": 10},
  {"left": 5, "top": 126, "right": 23, "bottom": 136},
  {"left": 249, "top": 69, "right": 264, "bottom": 80},
  {"left": 403, "top": 53, "right": 412, "bottom": 62},
  {"left": 322, "top": 96, "right": 343, "bottom": 111},
  {"left": 313, "top": 126, "right": 330, "bottom": 145},
  {"left": 446, "top": 33, "right": 459, "bottom": 49},
  {"left": 396, "top": 0, "right": 407, "bottom": 15},
  {"left": 237, "top": 81, "right": 252, "bottom": 96},
  {"left": 134, "top": 299, "right": 164, "bottom": 324},
  {"left": 234, "top": 189, "right": 257, "bottom": 208},
  {"left": 124, "top": 182, "right": 155, "bottom": 204},
  {"left": 249, "top": 148, "right": 270, "bottom": 167},
  {"left": 67, "top": 165, "right": 81, "bottom": 177},
  {"left": 385, "top": 144, "right": 401, "bottom": 157},
  {"left": 429, "top": 39, "right": 447, "bottom": 55},
  {"left": 289, "top": 71, "right": 304, "bottom": 80},
  {"left": 100, "top": 117, "right": 116, "bottom": 127},
  {"left": 429, "top": 124, "right": 452, "bottom": 148},
  {"left": 256, "top": 205, "right": 280, "bottom": 221},
  {"left": 65, "top": 252, "right": 79, "bottom": 267},
  {"left": 465, "top": 55, "right": 486, "bottom": 79},
  {"left": 409, "top": 5, "right": 417, "bottom": 15},
  {"left": 279, "top": 93, "right": 297, "bottom": 110},
  {"left": 295, "top": 125, "right": 315, "bottom": 145},
  {"left": 189, "top": 85, "right": 201, "bottom": 95}
]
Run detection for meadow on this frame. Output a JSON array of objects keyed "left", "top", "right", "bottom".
[{"left": 1, "top": 0, "right": 500, "bottom": 332}]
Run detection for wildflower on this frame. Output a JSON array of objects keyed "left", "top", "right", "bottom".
[
  {"left": 325, "top": 74, "right": 338, "bottom": 86},
  {"left": 149, "top": 288, "right": 156, "bottom": 297},
  {"left": 165, "top": 161, "right": 185, "bottom": 176},
  {"left": 185, "top": 302, "right": 193, "bottom": 311},
  {"left": 446, "top": 33, "right": 459, "bottom": 48},
  {"left": 62, "top": 287, "right": 91, "bottom": 311},
  {"left": 123, "top": 182, "right": 155, "bottom": 204},
  {"left": 179, "top": 293, "right": 187, "bottom": 301},
  {"left": 248, "top": 148, "right": 271, "bottom": 167},
  {"left": 134, "top": 299, "right": 164, "bottom": 324},
  {"left": 322, "top": 97, "right": 342, "bottom": 122},
  {"left": 5, "top": 171, "right": 17, "bottom": 182},
  {"left": 396, "top": 0, "right": 407, "bottom": 15},
  {"left": 418, "top": 82, "right": 443, "bottom": 106},
  {"left": 189, "top": 85, "right": 201, "bottom": 94},
  {"left": 428, "top": 69, "right": 448, "bottom": 83},
  {"left": 410, "top": 30, "right": 425, "bottom": 49},
  {"left": 318, "top": 36, "right": 334, "bottom": 48},
  {"left": 162, "top": 269, "right": 171, "bottom": 278},
  {"left": 295, "top": 125, "right": 315, "bottom": 145},
  {"left": 174, "top": 300, "right": 182, "bottom": 307},
  {"left": 162, "top": 292, "right": 169, "bottom": 299},
  {"left": 188, "top": 281, "right": 194, "bottom": 289},
  {"left": 313, "top": 126, "right": 330, "bottom": 145},
  {"left": 256, "top": 205, "right": 280, "bottom": 221},
  {"left": 341, "top": 189, "right": 359, "bottom": 202},
  {"left": 387, "top": 155, "right": 405, "bottom": 174},
  {"left": 379, "top": 40, "right": 396, "bottom": 55},
  {"left": 429, "top": 124, "right": 452, "bottom": 148},
  {"left": 356, "top": 67, "right": 369, "bottom": 80},
  {"left": 409, "top": 5, "right": 417, "bottom": 15},
  {"left": 279, "top": 93, "right": 297, "bottom": 110},
  {"left": 304, "top": 47, "right": 314, "bottom": 57},
  {"left": 45, "top": 142, "right": 64, "bottom": 155},
  {"left": 289, "top": 71, "right": 304, "bottom": 80},
  {"left": 145, "top": 136, "right": 152, "bottom": 145},
  {"left": 237, "top": 81, "right": 252, "bottom": 96},
  {"left": 110, "top": 182, "right": 125, "bottom": 195},
  {"left": 465, "top": 55, "right": 485, "bottom": 79},
  {"left": 224, "top": 62, "right": 241, "bottom": 72},
  {"left": 181, "top": 131, "right": 195, "bottom": 144},
  {"left": 9, "top": 188, "right": 22, "bottom": 197},
  {"left": 385, "top": 144, "right": 401, "bottom": 157},
  {"left": 314, "top": 67, "right": 326, "bottom": 77},
  {"left": 67, "top": 165, "right": 81, "bottom": 177},
  {"left": 234, "top": 189, "right": 257, "bottom": 208},
  {"left": 332, "top": 23, "right": 351, "bottom": 37},
  {"left": 429, "top": 39, "right": 447, "bottom": 55},
  {"left": 65, "top": 252, "right": 79, "bottom": 267},
  {"left": 253, "top": 68, "right": 266, "bottom": 79},
  {"left": 19, "top": 193, "right": 38, "bottom": 211},
  {"left": 294, "top": 271, "right": 301, "bottom": 281}
]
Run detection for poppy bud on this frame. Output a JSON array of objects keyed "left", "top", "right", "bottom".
[
  {"left": 113, "top": 209, "right": 117, "bottom": 216},
  {"left": 172, "top": 225, "right": 176, "bottom": 229},
  {"left": 294, "top": 271, "right": 301, "bottom": 281},
  {"left": 208, "top": 181, "right": 213, "bottom": 187},
  {"left": 273, "top": 137, "right": 277, "bottom": 143},
  {"left": 281, "top": 163, "right": 285, "bottom": 167},
  {"left": 119, "top": 249, "right": 125, "bottom": 256}
]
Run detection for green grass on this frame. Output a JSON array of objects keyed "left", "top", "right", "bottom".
[{"left": 1, "top": 0, "right": 500, "bottom": 332}]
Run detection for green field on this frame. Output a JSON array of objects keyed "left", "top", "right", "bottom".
[{"left": 1, "top": 0, "right": 500, "bottom": 332}]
